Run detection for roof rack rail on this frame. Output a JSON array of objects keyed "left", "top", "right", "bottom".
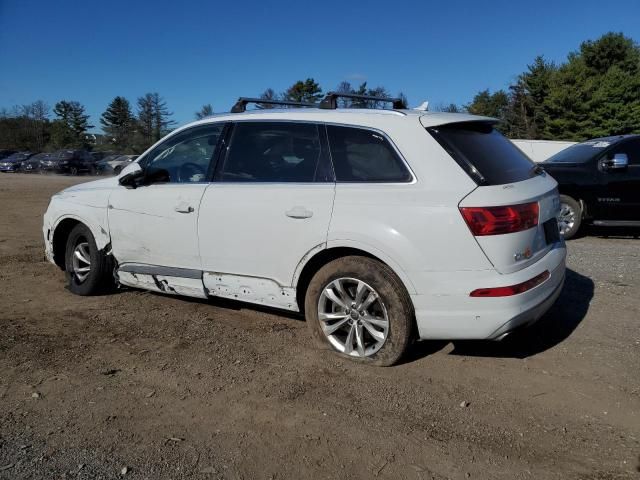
[
  {"left": 230, "top": 97, "right": 317, "bottom": 113},
  {"left": 319, "top": 92, "right": 405, "bottom": 110}
]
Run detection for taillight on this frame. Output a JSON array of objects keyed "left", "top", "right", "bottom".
[
  {"left": 470, "top": 270, "right": 550, "bottom": 297},
  {"left": 460, "top": 202, "right": 539, "bottom": 236}
]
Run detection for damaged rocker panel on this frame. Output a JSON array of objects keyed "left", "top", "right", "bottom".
[{"left": 116, "top": 264, "right": 299, "bottom": 311}]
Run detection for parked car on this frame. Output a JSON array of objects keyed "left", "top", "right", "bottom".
[
  {"left": 43, "top": 94, "right": 566, "bottom": 366},
  {"left": 41, "top": 150, "right": 94, "bottom": 175},
  {"left": 90, "top": 151, "right": 115, "bottom": 163},
  {"left": 96, "top": 154, "right": 138, "bottom": 175},
  {"left": 542, "top": 135, "right": 640, "bottom": 239},
  {"left": 0, "top": 150, "right": 17, "bottom": 160},
  {"left": 21, "top": 152, "right": 50, "bottom": 172},
  {"left": 0, "top": 151, "right": 34, "bottom": 172}
]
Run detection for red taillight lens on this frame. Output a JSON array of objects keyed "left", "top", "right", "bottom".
[
  {"left": 460, "top": 202, "right": 539, "bottom": 236},
  {"left": 470, "top": 270, "right": 550, "bottom": 297}
]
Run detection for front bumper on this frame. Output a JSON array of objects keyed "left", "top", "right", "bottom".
[
  {"left": 410, "top": 244, "right": 567, "bottom": 340},
  {"left": 0, "top": 165, "right": 18, "bottom": 172}
]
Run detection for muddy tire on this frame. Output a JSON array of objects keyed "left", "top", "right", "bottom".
[
  {"left": 305, "top": 256, "right": 413, "bottom": 366},
  {"left": 558, "top": 195, "right": 582, "bottom": 240},
  {"left": 64, "top": 224, "right": 113, "bottom": 295}
]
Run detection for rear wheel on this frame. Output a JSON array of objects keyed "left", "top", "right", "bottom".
[
  {"left": 558, "top": 195, "right": 582, "bottom": 240},
  {"left": 64, "top": 224, "right": 113, "bottom": 295},
  {"left": 305, "top": 256, "right": 413, "bottom": 366}
]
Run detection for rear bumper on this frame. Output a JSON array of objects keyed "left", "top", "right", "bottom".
[{"left": 410, "top": 244, "right": 566, "bottom": 340}]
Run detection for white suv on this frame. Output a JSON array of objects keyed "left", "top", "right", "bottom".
[{"left": 43, "top": 94, "right": 566, "bottom": 366}]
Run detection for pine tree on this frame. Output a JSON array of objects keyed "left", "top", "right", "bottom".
[
  {"left": 135, "top": 93, "right": 174, "bottom": 149},
  {"left": 284, "top": 78, "right": 323, "bottom": 104},
  {"left": 52, "top": 100, "right": 92, "bottom": 148},
  {"left": 466, "top": 90, "right": 510, "bottom": 131},
  {"left": 100, "top": 96, "right": 134, "bottom": 150},
  {"left": 136, "top": 94, "right": 155, "bottom": 148}
]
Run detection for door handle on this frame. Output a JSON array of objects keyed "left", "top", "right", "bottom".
[
  {"left": 175, "top": 204, "right": 194, "bottom": 214},
  {"left": 285, "top": 206, "right": 313, "bottom": 219}
]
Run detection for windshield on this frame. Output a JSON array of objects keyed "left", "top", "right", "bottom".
[
  {"left": 5, "top": 153, "right": 28, "bottom": 161},
  {"left": 545, "top": 140, "right": 614, "bottom": 164},
  {"left": 32, "top": 153, "right": 49, "bottom": 160}
]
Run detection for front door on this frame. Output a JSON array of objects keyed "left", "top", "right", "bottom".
[
  {"left": 108, "top": 123, "right": 225, "bottom": 272},
  {"left": 198, "top": 121, "right": 335, "bottom": 310},
  {"left": 598, "top": 138, "right": 640, "bottom": 221}
]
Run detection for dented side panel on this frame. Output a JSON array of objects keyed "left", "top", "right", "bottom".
[
  {"left": 117, "top": 271, "right": 208, "bottom": 299},
  {"left": 202, "top": 272, "right": 299, "bottom": 311}
]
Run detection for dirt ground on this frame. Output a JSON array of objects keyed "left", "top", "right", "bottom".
[{"left": 0, "top": 173, "right": 638, "bottom": 480}]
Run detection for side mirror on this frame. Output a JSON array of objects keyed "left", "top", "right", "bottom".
[
  {"left": 118, "top": 162, "right": 143, "bottom": 188},
  {"left": 602, "top": 153, "right": 629, "bottom": 171}
]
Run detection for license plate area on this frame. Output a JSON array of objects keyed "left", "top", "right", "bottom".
[{"left": 543, "top": 218, "right": 560, "bottom": 244}]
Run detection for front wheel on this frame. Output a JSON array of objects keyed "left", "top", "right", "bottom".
[
  {"left": 64, "top": 224, "right": 114, "bottom": 295},
  {"left": 305, "top": 256, "right": 413, "bottom": 366},
  {"left": 558, "top": 195, "right": 582, "bottom": 240}
]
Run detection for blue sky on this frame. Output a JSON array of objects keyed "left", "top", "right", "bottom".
[{"left": 1, "top": 0, "right": 639, "bottom": 132}]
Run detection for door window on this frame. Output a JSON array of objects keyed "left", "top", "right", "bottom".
[
  {"left": 221, "top": 122, "right": 322, "bottom": 182},
  {"left": 608, "top": 139, "right": 640, "bottom": 166},
  {"left": 142, "top": 124, "right": 225, "bottom": 184},
  {"left": 327, "top": 125, "right": 411, "bottom": 182}
]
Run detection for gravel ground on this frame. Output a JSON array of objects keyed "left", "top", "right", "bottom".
[{"left": 0, "top": 173, "right": 638, "bottom": 480}]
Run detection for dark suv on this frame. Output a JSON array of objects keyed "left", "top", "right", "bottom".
[
  {"left": 542, "top": 135, "right": 640, "bottom": 238},
  {"left": 41, "top": 150, "right": 94, "bottom": 175}
]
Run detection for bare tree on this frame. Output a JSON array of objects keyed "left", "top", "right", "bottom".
[
  {"left": 195, "top": 104, "right": 214, "bottom": 119},
  {"left": 257, "top": 88, "right": 278, "bottom": 109}
]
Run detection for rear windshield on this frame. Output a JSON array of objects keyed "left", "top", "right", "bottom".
[{"left": 427, "top": 122, "right": 536, "bottom": 185}]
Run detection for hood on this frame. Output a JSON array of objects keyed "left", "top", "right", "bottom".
[
  {"left": 54, "top": 177, "right": 119, "bottom": 208},
  {"left": 61, "top": 176, "right": 119, "bottom": 194}
]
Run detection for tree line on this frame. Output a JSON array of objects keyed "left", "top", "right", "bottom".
[
  {"left": 463, "top": 32, "right": 640, "bottom": 141},
  {"left": 252, "top": 79, "right": 408, "bottom": 109},
  {"left": 0, "top": 93, "right": 176, "bottom": 153},
  {"left": 2, "top": 31, "right": 638, "bottom": 152}
]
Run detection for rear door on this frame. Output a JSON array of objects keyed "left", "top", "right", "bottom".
[
  {"left": 427, "top": 121, "right": 561, "bottom": 275},
  {"left": 198, "top": 121, "right": 335, "bottom": 309}
]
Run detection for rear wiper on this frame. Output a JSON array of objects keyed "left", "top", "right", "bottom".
[{"left": 532, "top": 164, "right": 545, "bottom": 175}]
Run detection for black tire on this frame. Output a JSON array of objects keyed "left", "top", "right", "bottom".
[
  {"left": 64, "top": 224, "right": 113, "bottom": 295},
  {"left": 305, "top": 256, "right": 414, "bottom": 366},
  {"left": 558, "top": 195, "right": 582, "bottom": 240}
]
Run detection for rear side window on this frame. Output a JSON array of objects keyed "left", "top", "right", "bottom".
[
  {"left": 222, "top": 122, "right": 322, "bottom": 182},
  {"left": 428, "top": 122, "right": 536, "bottom": 185},
  {"left": 327, "top": 125, "right": 411, "bottom": 182}
]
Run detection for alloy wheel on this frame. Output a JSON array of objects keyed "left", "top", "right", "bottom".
[
  {"left": 557, "top": 202, "right": 575, "bottom": 235},
  {"left": 71, "top": 240, "right": 91, "bottom": 283},
  {"left": 317, "top": 277, "right": 389, "bottom": 357}
]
